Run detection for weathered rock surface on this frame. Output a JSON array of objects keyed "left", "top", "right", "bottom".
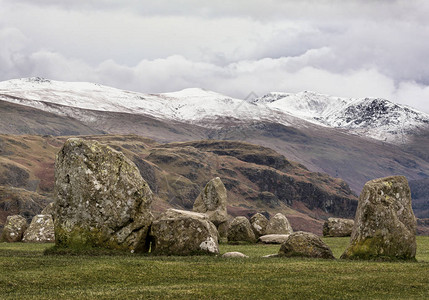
[
  {"left": 41, "top": 202, "right": 54, "bottom": 216},
  {"left": 227, "top": 216, "right": 256, "bottom": 243},
  {"left": 222, "top": 251, "right": 249, "bottom": 258},
  {"left": 250, "top": 213, "right": 269, "bottom": 237},
  {"left": 258, "top": 234, "right": 290, "bottom": 244},
  {"left": 22, "top": 214, "right": 54, "bottom": 243},
  {"left": 193, "top": 177, "right": 228, "bottom": 236},
  {"left": 279, "top": 231, "right": 334, "bottom": 259},
  {"left": 150, "top": 209, "right": 219, "bottom": 255},
  {"left": 265, "top": 213, "right": 293, "bottom": 235},
  {"left": 0, "top": 215, "right": 27, "bottom": 242},
  {"left": 53, "top": 138, "right": 153, "bottom": 252},
  {"left": 341, "top": 176, "right": 417, "bottom": 260},
  {"left": 323, "top": 218, "right": 354, "bottom": 237}
]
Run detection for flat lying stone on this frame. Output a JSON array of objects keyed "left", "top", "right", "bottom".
[
  {"left": 222, "top": 252, "right": 249, "bottom": 258},
  {"left": 258, "top": 234, "right": 290, "bottom": 244}
]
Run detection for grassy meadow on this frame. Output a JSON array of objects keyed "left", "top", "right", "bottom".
[{"left": 1, "top": 237, "right": 429, "bottom": 299}]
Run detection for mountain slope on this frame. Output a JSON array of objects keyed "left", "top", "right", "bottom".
[
  {"left": 254, "top": 91, "right": 429, "bottom": 144},
  {"left": 0, "top": 134, "right": 359, "bottom": 235}
]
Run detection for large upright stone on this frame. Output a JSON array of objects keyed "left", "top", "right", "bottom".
[
  {"left": 23, "top": 214, "right": 55, "bottom": 243},
  {"left": 323, "top": 218, "right": 354, "bottom": 237},
  {"left": 250, "top": 213, "right": 269, "bottom": 237},
  {"left": 265, "top": 213, "right": 293, "bottom": 235},
  {"left": 341, "top": 176, "right": 417, "bottom": 260},
  {"left": 193, "top": 177, "right": 228, "bottom": 227},
  {"left": 0, "top": 215, "right": 27, "bottom": 242},
  {"left": 227, "top": 216, "right": 256, "bottom": 243},
  {"left": 150, "top": 209, "right": 219, "bottom": 255},
  {"left": 54, "top": 138, "right": 153, "bottom": 252}
]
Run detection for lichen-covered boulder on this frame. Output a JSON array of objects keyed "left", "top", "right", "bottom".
[
  {"left": 323, "top": 218, "right": 354, "bottom": 237},
  {"left": 279, "top": 231, "right": 334, "bottom": 259},
  {"left": 227, "top": 216, "right": 256, "bottom": 243},
  {"left": 0, "top": 215, "right": 27, "bottom": 242},
  {"left": 193, "top": 177, "right": 228, "bottom": 236},
  {"left": 22, "top": 214, "right": 55, "bottom": 243},
  {"left": 258, "top": 234, "right": 290, "bottom": 244},
  {"left": 341, "top": 176, "right": 417, "bottom": 260},
  {"left": 265, "top": 213, "right": 293, "bottom": 235},
  {"left": 53, "top": 138, "right": 153, "bottom": 252},
  {"left": 150, "top": 209, "right": 219, "bottom": 255},
  {"left": 250, "top": 213, "right": 269, "bottom": 237},
  {"left": 222, "top": 252, "right": 249, "bottom": 258}
]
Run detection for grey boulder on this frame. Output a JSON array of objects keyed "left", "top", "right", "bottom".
[
  {"left": 258, "top": 234, "right": 290, "bottom": 244},
  {"left": 341, "top": 176, "right": 417, "bottom": 260},
  {"left": 323, "top": 218, "right": 354, "bottom": 237},
  {"left": 23, "top": 214, "right": 55, "bottom": 243},
  {"left": 265, "top": 213, "right": 293, "bottom": 235},
  {"left": 150, "top": 209, "right": 219, "bottom": 255},
  {"left": 250, "top": 213, "right": 269, "bottom": 237},
  {"left": 279, "top": 231, "right": 334, "bottom": 259},
  {"left": 54, "top": 138, "right": 153, "bottom": 252},
  {"left": 0, "top": 215, "right": 27, "bottom": 242},
  {"left": 227, "top": 216, "right": 256, "bottom": 243}
]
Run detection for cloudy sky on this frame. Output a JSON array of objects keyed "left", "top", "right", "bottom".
[{"left": 1, "top": 0, "right": 429, "bottom": 112}]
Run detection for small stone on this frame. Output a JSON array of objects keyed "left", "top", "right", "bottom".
[
  {"left": 323, "top": 217, "right": 354, "bottom": 237},
  {"left": 278, "top": 231, "right": 334, "bottom": 259},
  {"left": 0, "top": 215, "right": 28, "bottom": 242},
  {"left": 250, "top": 213, "right": 269, "bottom": 237},
  {"left": 227, "top": 216, "right": 256, "bottom": 243},
  {"left": 222, "top": 252, "right": 249, "bottom": 258},
  {"left": 22, "top": 214, "right": 55, "bottom": 243},
  {"left": 265, "top": 213, "right": 293, "bottom": 235}
]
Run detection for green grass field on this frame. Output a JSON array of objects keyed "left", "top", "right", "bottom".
[{"left": 1, "top": 237, "right": 429, "bottom": 299}]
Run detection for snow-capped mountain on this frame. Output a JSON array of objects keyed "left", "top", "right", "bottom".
[
  {"left": 0, "top": 77, "right": 290, "bottom": 127},
  {"left": 1, "top": 77, "right": 428, "bottom": 144},
  {"left": 254, "top": 91, "right": 429, "bottom": 143}
]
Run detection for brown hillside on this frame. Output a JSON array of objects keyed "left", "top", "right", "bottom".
[{"left": 0, "top": 134, "right": 358, "bottom": 235}]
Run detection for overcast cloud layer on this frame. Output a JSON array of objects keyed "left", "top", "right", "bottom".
[{"left": 1, "top": 0, "right": 429, "bottom": 112}]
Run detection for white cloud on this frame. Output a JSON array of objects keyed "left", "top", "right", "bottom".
[{"left": 0, "top": 0, "right": 429, "bottom": 113}]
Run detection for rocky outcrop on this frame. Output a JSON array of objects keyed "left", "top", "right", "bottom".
[
  {"left": 323, "top": 218, "right": 354, "bottom": 237},
  {"left": 22, "top": 214, "right": 54, "bottom": 243},
  {"left": 0, "top": 215, "right": 27, "bottom": 242},
  {"left": 265, "top": 213, "right": 293, "bottom": 235},
  {"left": 258, "top": 234, "right": 290, "bottom": 244},
  {"left": 278, "top": 231, "right": 334, "bottom": 259},
  {"left": 222, "top": 252, "right": 249, "bottom": 258},
  {"left": 53, "top": 138, "right": 153, "bottom": 252},
  {"left": 227, "top": 216, "right": 256, "bottom": 243},
  {"left": 250, "top": 213, "right": 269, "bottom": 237},
  {"left": 193, "top": 177, "right": 228, "bottom": 236},
  {"left": 341, "top": 176, "right": 417, "bottom": 260},
  {"left": 150, "top": 209, "right": 219, "bottom": 255}
]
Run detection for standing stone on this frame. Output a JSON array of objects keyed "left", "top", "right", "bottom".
[
  {"left": 341, "top": 176, "right": 417, "bottom": 260},
  {"left": 278, "top": 231, "right": 334, "bottom": 259},
  {"left": 0, "top": 215, "right": 27, "bottom": 242},
  {"left": 193, "top": 177, "right": 228, "bottom": 237},
  {"left": 150, "top": 209, "right": 219, "bottom": 255},
  {"left": 227, "top": 216, "right": 256, "bottom": 243},
  {"left": 250, "top": 213, "right": 269, "bottom": 237},
  {"left": 323, "top": 218, "right": 354, "bottom": 237},
  {"left": 22, "top": 214, "right": 55, "bottom": 243},
  {"left": 265, "top": 213, "right": 293, "bottom": 235},
  {"left": 54, "top": 138, "right": 153, "bottom": 252}
]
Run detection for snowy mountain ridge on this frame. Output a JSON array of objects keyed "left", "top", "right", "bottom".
[{"left": 0, "top": 77, "right": 428, "bottom": 143}]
